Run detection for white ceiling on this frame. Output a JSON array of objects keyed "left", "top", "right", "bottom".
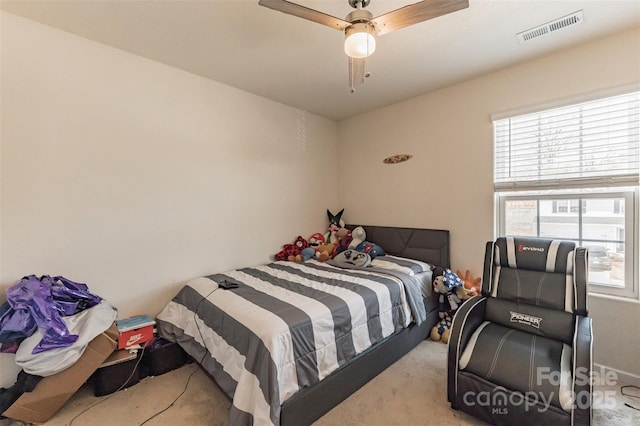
[{"left": 2, "top": 0, "right": 639, "bottom": 121}]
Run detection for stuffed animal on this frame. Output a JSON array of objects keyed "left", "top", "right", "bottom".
[
  {"left": 308, "top": 232, "right": 326, "bottom": 248},
  {"left": 274, "top": 242, "right": 297, "bottom": 261},
  {"left": 430, "top": 311, "right": 454, "bottom": 343},
  {"left": 332, "top": 228, "right": 352, "bottom": 257},
  {"left": 333, "top": 249, "right": 372, "bottom": 268},
  {"left": 315, "top": 242, "right": 338, "bottom": 261},
  {"left": 287, "top": 232, "right": 326, "bottom": 263},
  {"left": 299, "top": 247, "right": 316, "bottom": 262},
  {"left": 432, "top": 275, "right": 453, "bottom": 318},
  {"left": 345, "top": 226, "right": 386, "bottom": 258},
  {"left": 430, "top": 269, "right": 473, "bottom": 343},
  {"left": 274, "top": 236, "right": 308, "bottom": 261},
  {"left": 326, "top": 209, "right": 345, "bottom": 244},
  {"left": 442, "top": 269, "right": 470, "bottom": 310},
  {"left": 355, "top": 241, "right": 386, "bottom": 259},
  {"left": 327, "top": 209, "right": 345, "bottom": 228},
  {"left": 456, "top": 269, "right": 481, "bottom": 297},
  {"left": 349, "top": 226, "right": 366, "bottom": 249}
]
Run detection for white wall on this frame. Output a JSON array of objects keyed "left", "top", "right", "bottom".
[
  {"left": 0, "top": 12, "right": 338, "bottom": 387},
  {"left": 338, "top": 27, "right": 640, "bottom": 378}
]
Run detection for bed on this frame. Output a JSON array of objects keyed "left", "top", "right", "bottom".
[{"left": 156, "top": 225, "right": 450, "bottom": 426}]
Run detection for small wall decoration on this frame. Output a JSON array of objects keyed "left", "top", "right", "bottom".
[{"left": 383, "top": 154, "right": 413, "bottom": 164}]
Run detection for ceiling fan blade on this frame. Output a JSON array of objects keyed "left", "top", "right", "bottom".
[
  {"left": 348, "top": 56, "right": 366, "bottom": 93},
  {"left": 372, "top": 0, "right": 469, "bottom": 36},
  {"left": 259, "top": 0, "right": 351, "bottom": 31}
]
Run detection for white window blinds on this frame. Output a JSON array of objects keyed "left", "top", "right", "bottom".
[{"left": 494, "top": 91, "right": 640, "bottom": 191}]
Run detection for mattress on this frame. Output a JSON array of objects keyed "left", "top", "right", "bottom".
[{"left": 156, "top": 256, "right": 433, "bottom": 426}]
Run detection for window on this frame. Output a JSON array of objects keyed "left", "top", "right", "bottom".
[
  {"left": 494, "top": 91, "right": 639, "bottom": 298},
  {"left": 552, "top": 199, "right": 582, "bottom": 214}
]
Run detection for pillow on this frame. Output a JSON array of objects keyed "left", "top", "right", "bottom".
[
  {"left": 355, "top": 241, "right": 386, "bottom": 259},
  {"left": 333, "top": 249, "right": 372, "bottom": 268}
]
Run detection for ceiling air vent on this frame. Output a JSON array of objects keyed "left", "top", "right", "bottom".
[{"left": 517, "top": 10, "right": 584, "bottom": 44}]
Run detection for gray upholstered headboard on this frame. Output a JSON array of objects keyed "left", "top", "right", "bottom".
[{"left": 346, "top": 224, "right": 450, "bottom": 269}]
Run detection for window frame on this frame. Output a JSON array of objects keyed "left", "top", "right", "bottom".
[
  {"left": 495, "top": 189, "right": 639, "bottom": 299},
  {"left": 493, "top": 89, "right": 639, "bottom": 300}
]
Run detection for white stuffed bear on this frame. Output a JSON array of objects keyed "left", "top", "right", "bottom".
[{"left": 349, "top": 226, "right": 366, "bottom": 249}]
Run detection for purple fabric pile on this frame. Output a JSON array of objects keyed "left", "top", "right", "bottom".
[{"left": 0, "top": 275, "right": 102, "bottom": 354}]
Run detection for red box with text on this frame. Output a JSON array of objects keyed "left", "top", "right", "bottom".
[{"left": 116, "top": 315, "right": 155, "bottom": 349}]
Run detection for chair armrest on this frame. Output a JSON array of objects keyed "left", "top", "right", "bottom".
[
  {"left": 572, "top": 315, "right": 592, "bottom": 426},
  {"left": 447, "top": 296, "right": 487, "bottom": 405}
]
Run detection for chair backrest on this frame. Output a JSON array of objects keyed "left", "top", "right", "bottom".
[{"left": 481, "top": 237, "right": 589, "bottom": 343}]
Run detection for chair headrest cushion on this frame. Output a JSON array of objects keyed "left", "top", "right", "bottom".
[{"left": 494, "top": 237, "right": 576, "bottom": 273}]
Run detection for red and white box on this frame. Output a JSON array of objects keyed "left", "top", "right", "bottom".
[{"left": 116, "top": 314, "right": 155, "bottom": 349}]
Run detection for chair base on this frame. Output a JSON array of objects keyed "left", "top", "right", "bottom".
[{"left": 453, "top": 371, "right": 570, "bottom": 426}]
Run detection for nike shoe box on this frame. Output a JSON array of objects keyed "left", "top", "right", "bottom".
[{"left": 116, "top": 314, "right": 155, "bottom": 349}]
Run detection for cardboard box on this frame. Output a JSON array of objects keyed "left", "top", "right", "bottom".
[{"left": 3, "top": 323, "right": 118, "bottom": 424}]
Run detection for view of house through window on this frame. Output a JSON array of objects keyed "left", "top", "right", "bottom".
[
  {"left": 494, "top": 90, "right": 639, "bottom": 298},
  {"left": 502, "top": 195, "right": 629, "bottom": 289}
]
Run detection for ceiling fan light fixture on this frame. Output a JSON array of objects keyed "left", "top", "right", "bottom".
[
  {"left": 344, "top": 22, "right": 376, "bottom": 58},
  {"left": 259, "top": 0, "right": 470, "bottom": 91}
]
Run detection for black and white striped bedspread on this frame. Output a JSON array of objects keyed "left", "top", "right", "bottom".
[
  {"left": 156, "top": 259, "right": 420, "bottom": 426},
  {"left": 370, "top": 255, "right": 433, "bottom": 275}
]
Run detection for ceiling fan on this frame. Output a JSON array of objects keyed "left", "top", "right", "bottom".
[{"left": 258, "top": 0, "right": 469, "bottom": 92}]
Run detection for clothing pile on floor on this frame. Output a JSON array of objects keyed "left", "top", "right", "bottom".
[{"left": 0, "top": 275, "right": 116, "bottom": 416}]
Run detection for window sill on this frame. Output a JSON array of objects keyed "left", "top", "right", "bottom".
[{"left": 588, "top": 291, "right": 640, "bottom": 304}]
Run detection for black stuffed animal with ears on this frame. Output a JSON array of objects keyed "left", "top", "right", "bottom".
[{"left": 325, "top": 209, "right": 345, "bottom": 244}]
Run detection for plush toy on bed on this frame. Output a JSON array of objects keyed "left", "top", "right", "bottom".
[
  {"left": 308, "top": 232, "right": 326, "bottom": 248},
  {"left": 355, "top": 241, "right": 386, "bottom": 259},
  {"left": 348, "top": 226, "right": 366, "bottom": 249},
  {"left": 292, "top": 232, "right": 324, "bottom": 262},
  {"left": 300, "top": 231, "right": 337, "bottom": 261},
  {"left": 325, "top": 209, "right": 345, "bottom": 244},
  {"left": 346, "top": 226, "right": 386, "bottom": 259},
  {"left": 300, "top": 247, "right": 316, "bottom": 262},
  {"left": 430, "top": 269, "right": 474, "bottom": 343},
  {"left": 332, "top": 228, "right": 353, "bottom": 257},
  {"left": 333, "top": 249, "right": 372, "bottom": 268},
  {"left": 274, "top": 236, "right": 308, "bottom": 262},
  {"left": 314, "top": 242, "right": 338, "bottom": 262}
]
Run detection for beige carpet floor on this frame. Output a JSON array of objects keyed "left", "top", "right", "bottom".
[{"left": 2, "top": 340, "right": 639, "bottom": 425}]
